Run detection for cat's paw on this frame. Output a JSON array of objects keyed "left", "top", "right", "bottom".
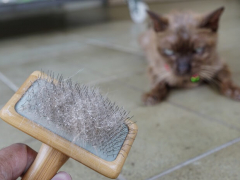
[
  {"left": 224, "top": 87, "right": 240, "bottom": 101},
  {"left": 142, "top": 93, "right": 162, "bottom": 106}
]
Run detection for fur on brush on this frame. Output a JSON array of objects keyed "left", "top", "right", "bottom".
[{"left": 20, "top": 71, "right": 132, "bottom": 158}]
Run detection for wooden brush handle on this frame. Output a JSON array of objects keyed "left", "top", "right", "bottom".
[{"left": 22, "top": 143, "right": 69, "bottom": 180}]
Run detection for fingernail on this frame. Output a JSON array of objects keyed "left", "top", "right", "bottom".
[{"left": 51, "top": 171, "right": 72, "bottom": 180}]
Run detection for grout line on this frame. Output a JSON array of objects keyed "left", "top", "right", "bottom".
[
  {"left": 0, "top": 71, "right": 18, "bottom": 92},
  {"left": 147, "top": 137, "right": 240, "bottom": 180},
  {"left": 168, "top": 100, "right": 240, "bottom": 132},
  {"left": 117, "top": 174, "right": 127, "bottom": 180},
  {"left": 84, "top": 39, "right": 144, "bottom": 57}
]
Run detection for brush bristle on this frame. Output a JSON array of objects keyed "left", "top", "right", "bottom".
[{"left": 19, "top": 71, "right": 131, "bottom": 160}]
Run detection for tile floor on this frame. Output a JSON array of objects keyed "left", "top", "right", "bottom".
[{"left": 0, "top": 0, "right": 240, "bottom": 179}]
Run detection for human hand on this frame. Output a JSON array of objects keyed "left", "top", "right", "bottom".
[{"left": 0, "top": 143, "right": 72, "bottom": 180}]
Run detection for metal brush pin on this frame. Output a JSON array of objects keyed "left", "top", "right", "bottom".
[{"left": 0, "top": 71, "right": 137, "bottom": 180}]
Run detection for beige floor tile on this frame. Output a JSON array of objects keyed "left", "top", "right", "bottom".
[
  {"left": 219, "top": 48, "right": 240, "bottom": 74},
  {"left": 219, "top": 26, "right": 240, "bottom": 51},
  {"left": 0, "top": 35, "right": 84, "bottom": 66},
  {"left": 158, "top": 141, "right": 240, "bottom": 180},
  {"left": 70, "top": 21, "right": 146, "bottom": 54},
  {"left": 0, "top": 120, "right": 34, "bottom": 149},
  {"left": 0, "top": 80, "right": 14, "bottom": 107},
  {"left": 97, "top": 78, "right": 143, "bottom": 110},
  {"left": 0, "top": 44, "right": 145, "bottom": 88},
  {"left": 61, "top": 45, "right": 146, "bottom": 77},
  {"left": 20, "top": 138, "right": 42, "bottom": 152},
  {"left": 0, "top": 34, "right": 85, "bottom": 67},
  {"left": 233, "top": 72, "right": 240, "bottom": 85},
  {"left": 168, "top": 84, "right": 240, "bottom": 129},
  {"left": 218, "top": 8, "right": 240, "bottom": 74},
  {"left": 119, "top": 71, "right": 150, "bottom": 92},
  {"left": 0, "top": 54, "right": 106, "bottom": 88},
  {"left": 120, "top": 103, "right": 240, "bottom": 180}
]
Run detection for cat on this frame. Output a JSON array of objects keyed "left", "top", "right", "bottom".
[{"left": 139, "top": 7, "right": 240, "bottom": 105}]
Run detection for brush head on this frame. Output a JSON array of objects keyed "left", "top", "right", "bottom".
[
  {"left": 0, "top": 71, "right": 138, "bottom": 178},
  {"left": 16, "top": 72, "right": 129, "bottom": 161}
]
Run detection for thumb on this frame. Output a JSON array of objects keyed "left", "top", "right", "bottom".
[
  {"left": 51, "top": 171, "right": 72, "bottom": 180},
  {"left": 0, "top": 143, "right": 37, "bottom": 180}
]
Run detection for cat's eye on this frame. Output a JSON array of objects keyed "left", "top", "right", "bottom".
[
  {"left": 163, "top": 49, "right": 174, "bottom": 56},
  {"left": 194, "top": 47, "right": 204, "bottom": 54}
]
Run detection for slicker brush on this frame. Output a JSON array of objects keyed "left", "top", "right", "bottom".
[{"left": 0, "top": 71, "right": 137, "bottom": 179}]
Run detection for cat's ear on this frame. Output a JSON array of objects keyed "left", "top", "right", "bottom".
[
  {"left": 147, "top": 10, "right": 168, "bottom": 32},
  {"left": 200, "top": 7, "right": 224, "bottom": 32}
]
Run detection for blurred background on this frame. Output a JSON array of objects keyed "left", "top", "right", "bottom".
[
  {"left": 0, "top": 0, "right": 149, "bottom": 37},
  {"left": 0, "top": 0, "right": 240, "bottom": 180}
]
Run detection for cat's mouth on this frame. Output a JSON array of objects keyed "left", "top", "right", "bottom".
[
  {"left": 175, "top": 62, "right": 192, "bottom": 76},
  {"left": 165, "top": 62, "right": 199, "bottom": 77},
  {"left": 177, "top": 64, "right": 191, "bottom": 75},
  {"left": 174, "top": 57, "right": 192, "bottom": 76}
]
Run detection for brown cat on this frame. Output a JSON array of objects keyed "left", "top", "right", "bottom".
[{"left": 139, "top": 7, "right": 240, "bottom": 105}]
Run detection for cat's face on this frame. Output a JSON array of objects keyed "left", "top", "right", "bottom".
[
  {"left": 148, "top": 7, "right": 224, "bottom": 76},
  {"left": 158, "top": 28, "right": 217, "bottom": 76}
]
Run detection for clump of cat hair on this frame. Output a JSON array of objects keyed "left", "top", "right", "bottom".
[{"left": 21, "top": 71, "right": 131, "bottom": 158}]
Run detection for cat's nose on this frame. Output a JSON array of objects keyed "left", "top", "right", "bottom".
[{"left": 177, "top": 61, "right": 191, "bottom": 75}]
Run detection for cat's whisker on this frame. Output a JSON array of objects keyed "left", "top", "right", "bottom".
[
  {"left": 199, "top": 70, "right": 220, "bottom": 86},
  {"left": 199, "top": 71, "right": 215, "bottom": 80},
  {"left": 200, "top": 67, "right": 219, "bottom": 71}
]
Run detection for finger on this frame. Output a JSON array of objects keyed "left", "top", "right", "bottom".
[
  {"left": 51, "top": 171, "right": 72, "bottom": 180},
  {"left": 0, "top": 143, "right": 37, "bottom": 180}
]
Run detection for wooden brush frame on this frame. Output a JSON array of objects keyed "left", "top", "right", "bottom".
[{"left": 0, "top": 71, "right": 138, "bottom": 179}]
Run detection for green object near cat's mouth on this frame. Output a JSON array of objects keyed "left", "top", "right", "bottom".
[{"left": 191, "top": 75, "right": 200, "bottom": 83}]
